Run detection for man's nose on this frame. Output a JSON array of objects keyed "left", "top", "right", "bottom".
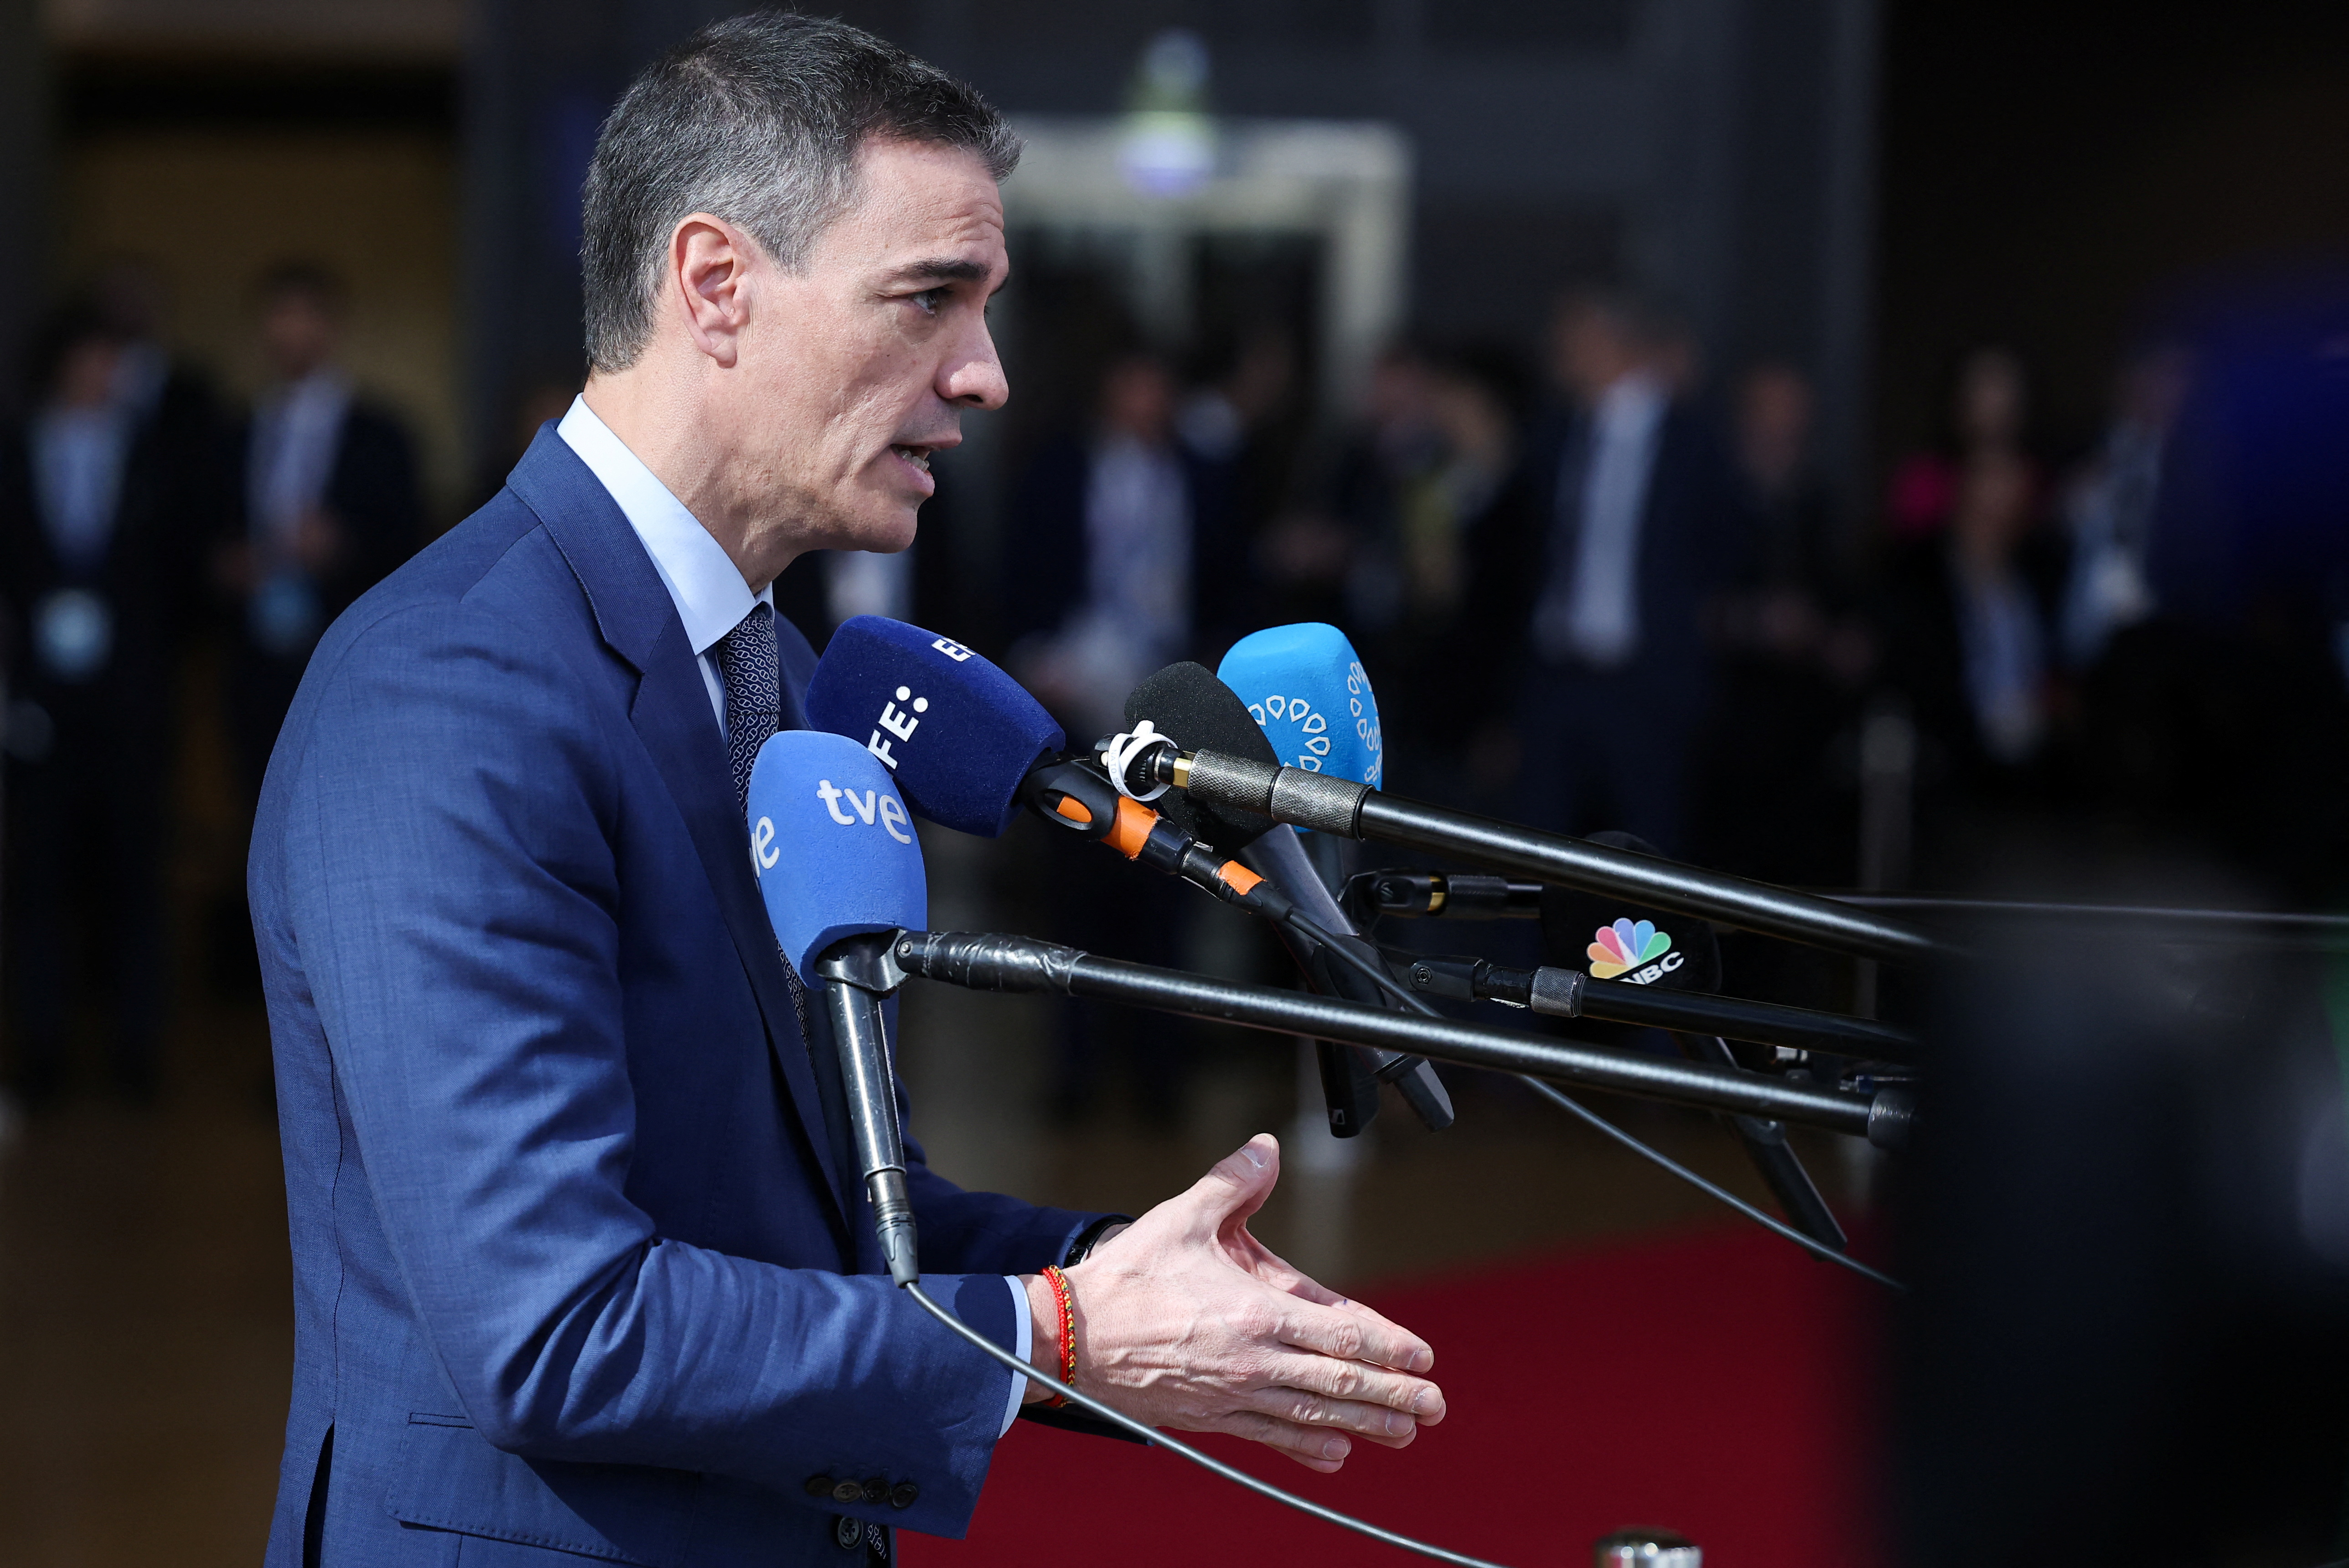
[{"left": 941, "top": 320, "right": 1009, "bottom": 411}]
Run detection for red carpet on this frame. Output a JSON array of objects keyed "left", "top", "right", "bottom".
[{"left": 904, "top": 1226, "right": 1888, "bottom": 1567}]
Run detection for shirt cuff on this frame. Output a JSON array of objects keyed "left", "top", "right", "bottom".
[{"left": 1000, "top": 1274, "right": 1031, "bottom": 1436}]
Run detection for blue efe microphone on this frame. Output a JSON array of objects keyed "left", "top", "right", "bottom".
[
  {"left": 746, "top": 728, "right": 926, "bottom": 1283},
  {"left": 804, "top": 615, "right": 1065, "bottom": 837},
  {"left": 1217, "top": 622, "right": 1382, "bottom": 790}
]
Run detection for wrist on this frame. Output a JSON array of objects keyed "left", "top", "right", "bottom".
[{"left": 1019, "top": 1274, "right": 1059, "bottom": 1403}]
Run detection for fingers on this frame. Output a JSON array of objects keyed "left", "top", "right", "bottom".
[
  {"left": 1194, "top": 1407, "right": 1356, "bottom": 1474},
  {"left": 1259, "top": 1347, "right": 1445, "bottom": 1424},
  {"left": 1180, "top": 1134, "right": 1281, "bottom": 1230},
  {"left": 1277, "top": 1299, "right": 1436, "bottom": 1375},
  {"left": 1226, "top": 1231, "right": 1407, "bottom": 1352},
  {"left": 1231, "top": 1382, "right": 1431, "bottom": 1449}
]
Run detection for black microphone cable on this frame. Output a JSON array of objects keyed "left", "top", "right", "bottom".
[
  {"left": 1279, "top": 908, "right": 1905, "bottom": 1293},
  {"left": 898, "top": 1279, "right": 1519, "bottom": 1568}
]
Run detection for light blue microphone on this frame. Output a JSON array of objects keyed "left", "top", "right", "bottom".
[
  {"left": 746, "top": 729, "right": 927, "bottom": 1282},
  {"left": 1212, "top": 630, "right": 1454, "bottom": 1134},
  {"left": 1216, "top": 622, "right": 1382, "bottom": 790}
]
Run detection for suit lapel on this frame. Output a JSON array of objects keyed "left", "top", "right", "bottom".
[{"left": 508, "top": 427, "right": 851, "bottom": 1227}]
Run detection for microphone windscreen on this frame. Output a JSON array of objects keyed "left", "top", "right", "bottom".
[
  {"left": 1537, "top": 830, "right": 1723, "bottom": 996},
  {"left": 1216, "top": 623, "right": 1384, "bottom": 789},
  {"left": 804, "top": 616, "right": 1066, "bottom": 837},
  {"left": 1120, "top": 661, "right": 1278, "bottom": 851},
  {"left": 746, "top": 729, "right": 928, "bottom": 975}
]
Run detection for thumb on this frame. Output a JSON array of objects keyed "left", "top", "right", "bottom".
[{"left": 1182, "top": 1133, "right": 1280, "bottom": 1230}]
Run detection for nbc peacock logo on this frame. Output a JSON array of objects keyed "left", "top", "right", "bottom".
[{"left": 1587, "top": 918, "right": 1680, "bottom": 984}]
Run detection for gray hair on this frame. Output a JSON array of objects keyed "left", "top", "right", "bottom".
[{"left": 581, "top": 11, "right": 1019, "bottom": 373}]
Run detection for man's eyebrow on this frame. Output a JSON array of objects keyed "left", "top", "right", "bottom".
[{"left": 885, "top": 258, "right": 992, "bottom": 286}]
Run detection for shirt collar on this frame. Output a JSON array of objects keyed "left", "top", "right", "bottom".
[
  {"left": 557, "top": 394, "right": 769, "bottom": 657},
  {"left": 1595, "top": 371, "right": 1668, "bottom": 437}
]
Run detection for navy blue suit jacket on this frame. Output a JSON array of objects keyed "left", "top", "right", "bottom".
[
  {"left": 254, "top": 429, "right": 1099, "bottom": 1566},
  {"left": 1464, "top": 401, "right": 1747, "bottom": 707}
]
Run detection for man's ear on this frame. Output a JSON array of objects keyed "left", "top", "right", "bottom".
[{"left": 669, "top": 214, "right": 754, "bottom": 369}]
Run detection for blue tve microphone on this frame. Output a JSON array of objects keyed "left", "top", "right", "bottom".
[
  {"left": 746, "top": 728, "right": 927, "bottom": 1283},
  {"left": 1216, "top": 623, "right": 1382, "bottom": 790},
  {"left": 804, "top": 615, "right": 1065, "bottom": 837}
]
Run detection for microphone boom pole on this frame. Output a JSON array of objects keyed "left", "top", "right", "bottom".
[
  {"left": 1155, "top": 749, "right": 1949, "bottom": 966},
  {"left": 890, "top": 931, "right": 1912, "bottom": 1146}
]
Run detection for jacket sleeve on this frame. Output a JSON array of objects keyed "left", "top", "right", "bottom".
[
  {"left": 275, "top": 598, "right": 1022, "bottom": 1538},
  {"left": 900, "top": 1114, "right": 1102, "bottom": 1276}
]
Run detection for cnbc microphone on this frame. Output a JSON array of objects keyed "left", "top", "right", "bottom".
[
  {"left": 745, "top": 728, "right": 927, "bottom": 1285},
  {"left": 1537, "top": 839, "right": 1848, "bottom": 1253}
]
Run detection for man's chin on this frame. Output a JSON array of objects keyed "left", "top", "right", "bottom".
[{"left": 830, "top": 502, "right": 921, "bottom": 556}]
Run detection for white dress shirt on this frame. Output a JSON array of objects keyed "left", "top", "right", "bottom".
[
  {"left": 1534, "top": 371, "right": 1669, "bottom": 668},
  {"left": 31, "top": 404, "right": 130, "bottom": 573},
  {"left": 251, "top": 368, "right": 353, "bottom": 553},
  {"left": 555, "top": 395, "right": 1034, "bottom": 1431}
]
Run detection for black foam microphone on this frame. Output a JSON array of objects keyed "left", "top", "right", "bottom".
[
  {"left": 1118, "top": 660, "right": 1452, "bottom": 1135},
  {"left": 1116, "top": 661, "right": 1278, "bottom": 852}
]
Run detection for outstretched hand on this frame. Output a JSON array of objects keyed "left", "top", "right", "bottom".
[{"left": 1022, "top": 1134, "right": 1445, "bottom": 1473}]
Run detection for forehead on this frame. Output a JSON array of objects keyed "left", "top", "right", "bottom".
[{"left": 817, "top": 139, "right": 1008, "bottom": 278}]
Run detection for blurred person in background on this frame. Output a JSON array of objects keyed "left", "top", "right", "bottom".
[
  {"left": 1182, "top": 322, "right": 1305, "bottom": 612},
  {"left": 1691, "top": 362, "right": 1871, "bottom": 887},
  {"left": 2059, "top": 342, "right": 2191, "bottom": 670},
  {"left": 215, "top": 262, "right": 421, "bottom": 815},
  {"left": 1005, "top": 351, "right": 1236, "bottom": 737},
  {"left": 1005, "top": 351, "right": 1241, "bottom": 1124},
  {"left": 1888, "top": 345, "right": 2041, "bottom": 542},
  {"left": 0, "top": 301, "right": 217, "bottom": 1105},
  {"left": 1880, "top": 438, "right": 2064, "bottom": 854},
  {"left": 2076, "top": 282, "right": 2349, "bottom": 901},
  {"left": 1258, "top": 340, "right": 1430, "bottom": 645},
  {"left": 1329, "top": 344, "right": 1526, "bottom": 770},
  {"left": 1462, "top": 288, "right": 1744, "bottom": 852},
  {"left": 91, "top": 257, "right": 231, "bottom": 496}
]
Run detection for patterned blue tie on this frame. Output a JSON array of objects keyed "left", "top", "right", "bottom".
[
  {"left": 710, "top": 600, "right": 859, "bottom": 1211},
  {"left": 711, "top": 600, "right": 782, "bottom": 812}
]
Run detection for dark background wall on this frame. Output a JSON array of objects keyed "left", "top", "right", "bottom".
[
  {"left": 1874, "top": 0, "right": 2349, "bottom": 476},
  {"left": 463, "top": 0, "right": 1879, "bottom": 493},
  {"left": 15, "top": 1, "right": 2349, "bottom": 524}
]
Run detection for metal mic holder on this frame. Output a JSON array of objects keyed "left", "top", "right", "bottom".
[
  {"left": 1400, "top": 954, "right": 1921, "bottom": 1065},
  {"left": 885, "top": 931, "right": 1914, "bottom": 1146},
  {"left": 1342, "top": 870, "right": 1544, "bottom": 924},
  {"left": 1242, "top": 828, "right": 1456, "bottom": 1134},
  {"left": 812, "top": 932, "right": 920, "bottom": 1286}
]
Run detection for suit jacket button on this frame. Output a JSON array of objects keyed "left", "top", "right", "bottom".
[
  {"left": 861, "top": 1477, "right": 889, "bottom": 1505},
  {"left": 890, "top": 1482, "right": 919, "bottom": 1510},
  {"left": 805, "top": 1475, "right": 835, "bottom": 1498},
  {"left": 834, "top": 1516, "right": 863, "bottom": 1550},
  {"left": 831, "top": 1480, "right": 864, "bottom": 1505}
]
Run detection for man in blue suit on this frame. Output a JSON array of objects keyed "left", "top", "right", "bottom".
[{"left": 254, "top": 16, "right": 1444, "bottom": 1566}]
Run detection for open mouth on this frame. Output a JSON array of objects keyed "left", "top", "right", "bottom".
[{"left": 890, "top": 444, "right": 932, "bottom": 474}]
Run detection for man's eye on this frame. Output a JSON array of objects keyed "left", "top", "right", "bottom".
[{"left": 910, "top": 289, "right": 946, "bottom": 315}]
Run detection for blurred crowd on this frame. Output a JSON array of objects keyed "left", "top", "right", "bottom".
[
  {"left": 885, "top": 280, "right": 2349, "bottom": 915},
  {"left": 0, "top": 261, "right": 420, "bottom": 1107},
  {"left": 8, "top": 258, "right": 2349, "bottom": 1118}
]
